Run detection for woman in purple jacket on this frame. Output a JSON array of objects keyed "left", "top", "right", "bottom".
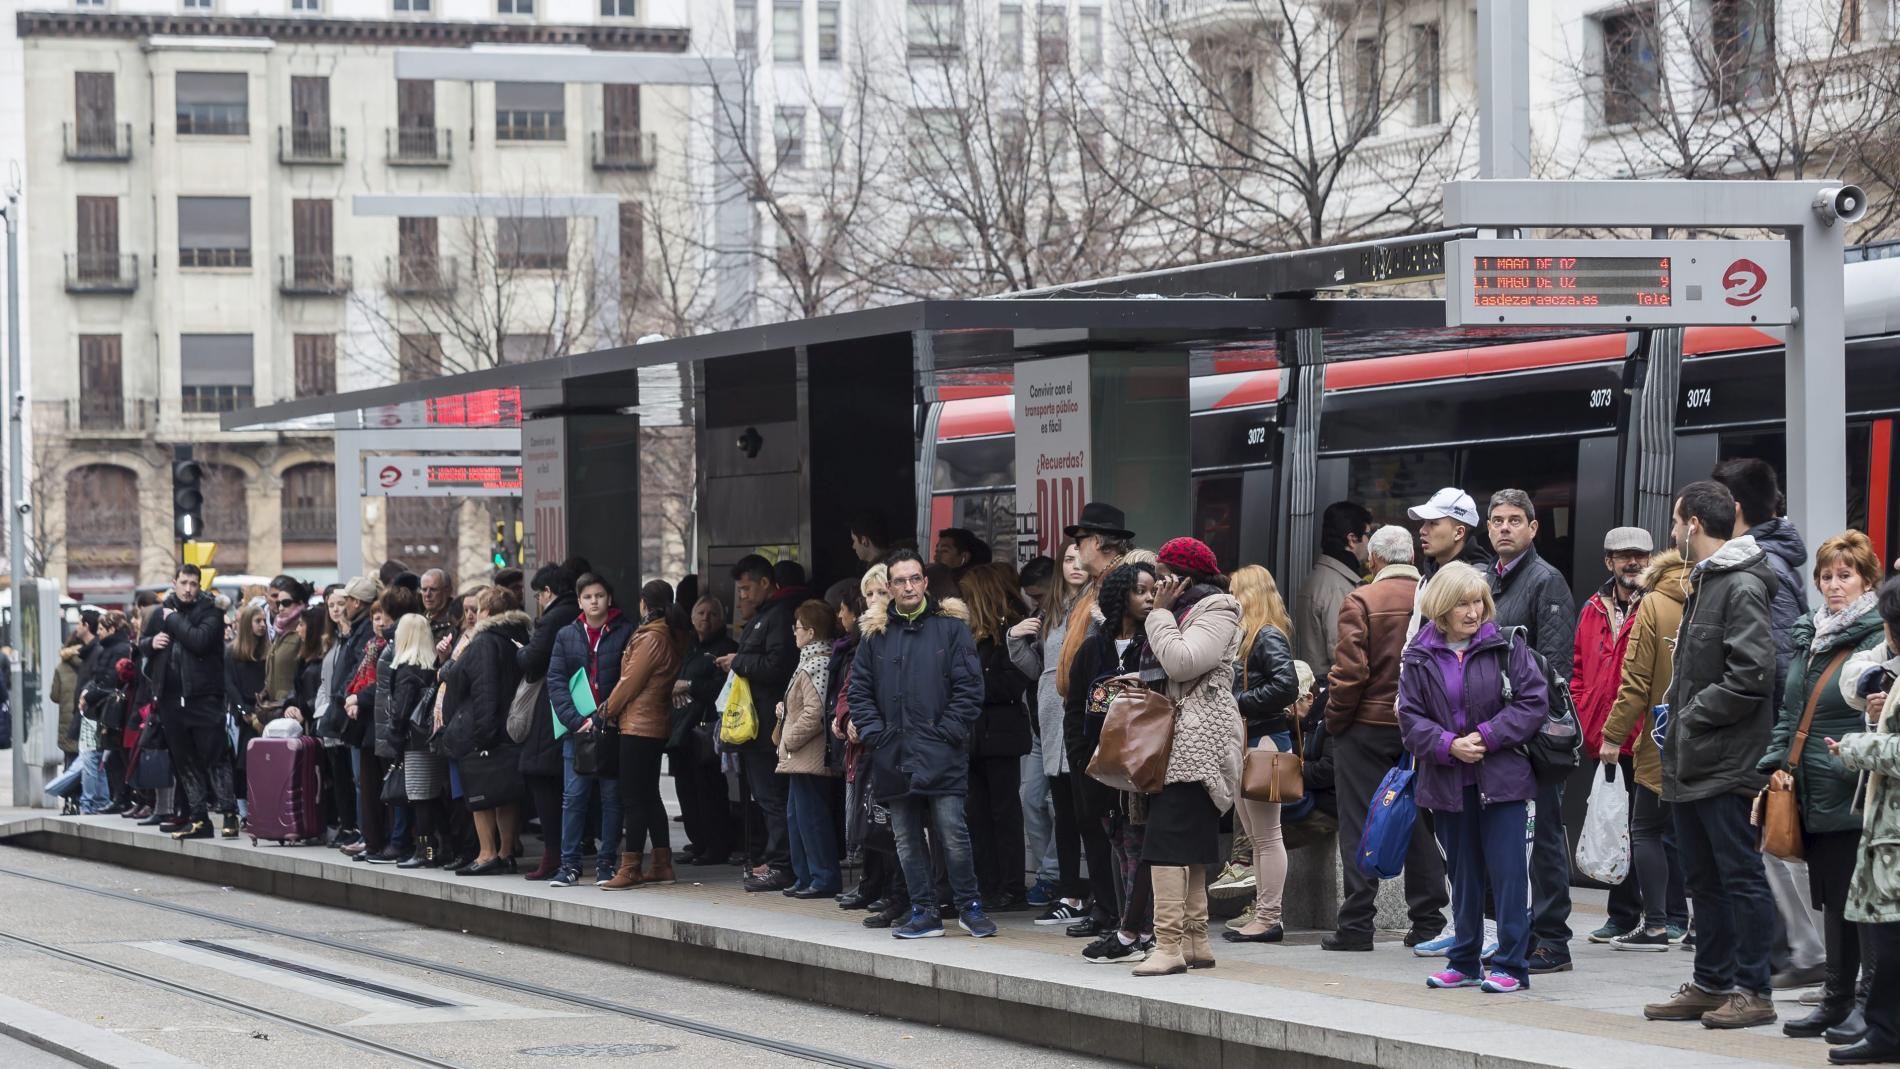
[{"left": 1397, "top": 561, "right": 1548, "bottom": 993}]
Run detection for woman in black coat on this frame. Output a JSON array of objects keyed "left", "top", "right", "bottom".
[
  {"left": 441, "top": 586, "right": 531, "bottom": 875},
  {"left": 517, "top": 566, "right": 581, "bottom": 881},
  {"left": 960, "top": 565, "right": 1033, "bottom": 911}
]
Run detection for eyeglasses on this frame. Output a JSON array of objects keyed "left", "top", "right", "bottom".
[{"left": 889, "top": 575, "right": 928, "bottom": 588}]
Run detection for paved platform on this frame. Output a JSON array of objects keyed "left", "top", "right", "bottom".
[{"left": 0, "top": 800, "right": 1832, "bottom": 1069}]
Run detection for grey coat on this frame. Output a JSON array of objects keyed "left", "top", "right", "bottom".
[
  {"left": 1008, "top": 609, "right": 1072, "bottom": 776},
  {"left": 1295, "top": 554, "right": 1362, "bottom": 679}
]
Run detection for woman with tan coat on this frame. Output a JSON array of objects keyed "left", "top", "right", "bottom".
[
  {"left": 600, "top": 579, "right": 689, "bottom": 888},
  {"left": 1599, "top": 549, "right": 1691, "bottom": 949},
  {"left": 777, "top": 600, "right": 840, "bottom": 897}
]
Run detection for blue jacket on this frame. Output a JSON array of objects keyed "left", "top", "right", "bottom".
[
  {"left": 847, "top": 597, "right": 983, "bottom": 801},
  {"left": 1396, "top": 620, "right": 1548, "bottom": 812},
  {"left": 548, "top": 609, "right": 634, "bottom": 733}
]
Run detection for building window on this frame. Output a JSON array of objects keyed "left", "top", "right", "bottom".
[
  {"left": 1352, "top": 37, "right": 1380, "bottom": 134},
  {"left": 735, "top": 0, "right": 757, "bottom": 52},
  {"left": 180, "top": 334, "right": 254, "bottom": 414},
  {"left": 497, "top": 217, "right": 567, "bottom": 270},
  {"left": 1601, "top": 7, "right": 1660, "bottom": 126},
  {"left": 774, "top": 2, "right": 803, "bottom": 61},
  {"left": 776, "top": 207, "right": 807, "bottom": 270},
  {"left": 288, "top": 75, "right": 335, "bottom": 158},
  {"left": 819, "top": 106, "right": 844, "bottom": 161},
  {"left": 1411, "top": 23, "right": 1441, "bottom": 125},
  {"left": 183, "top": 0, "right": 213, "bottom": 9},
  {"left": 74, "top": 0, "right": 106, "bottom": 7},
  {"left": 178, "top": 196, "right": 251, "bottom": 268},
  {"left": 176, "top": 72, "right": 247, "bottom": 136},
  {"left": 399, "top": 334, "right": 444, "bottom": 382},
  {"left": 75, "top": 196, "right": 121, "bottom": 282},
  {"left": 908, "top": 0, "right": 963, "bottom": 58},
  {"left": 817, "top": 2, "right": 841, "bottom": 61},
  {"left": 907, "top": 108, "right": 960, "bottom": 162},
  {"left": 1036, "top": 4, "right": 1066, "bottom": 65},
  {"left": 497, "top": 0, "right": 533, "bottom": 13},
  {"left": 619, "top": 201, "right": 644, "bottom": 298},
  {"left": 1711, "top": 0, "right": 1774, "bottom": 105},
  {"left": 502, "top": 334, "right": 552, "bottom": 363},
  {"left": 1078, "top": 7, "right": 1102, "bottom": 66},
  {"left": 65, "top": 465, "right": 140, "bottom": 552},
  {"left": 601, "top": 0, "right": 635, "bottom": 14},
  {"left": 73, "top": 72, "right": 119, "bottom": 155},
  {"left": 291, "top": 0, "right": 320, "bottom": 11},
  {"left": 282, "top": 464, "right": 337, "bottom": 543},
  {"left": 78, "top": 336, "right": 124, "bottom": 430},
  {"left": 775, "top": 107, "right": 806, "bottom": 168},
  {"left": 999, "top": 5, "right": 1022, "bottom": 67},
  {"left": 294, "top": 335, "right": 336, "bottom": 398},
  {"left": 495, "top": 81, "right": 564, "bottom": 141},
  {"left": 200, "top": 464, "right": 249, "bottom": 566},
  {"left": 393, "top": 0, "right": 431, "bottom": 10}
]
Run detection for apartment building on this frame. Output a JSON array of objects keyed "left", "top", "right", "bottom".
[{"left": 18, "top": 2, "right": 691, "bottom": 595}]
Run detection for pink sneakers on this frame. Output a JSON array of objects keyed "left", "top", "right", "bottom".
[
  {"left": 1425, "top": 969, "right": 1481, "bottom": 989},
  {"left": 1480, "top": 973, "right": 1524, "bottom": 993}
]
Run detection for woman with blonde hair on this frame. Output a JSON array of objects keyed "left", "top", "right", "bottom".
[
  {"left": 1221, "top": 565, "right": 1300, "bottom": 943},
  {"left": 390, "top": 613, "right": 447, "bottom": 868},
  {"left": 1009, "top": 542, "right": 1093, "bottom": 922}
]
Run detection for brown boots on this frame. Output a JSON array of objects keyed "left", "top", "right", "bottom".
[
  {"left": 1134, "top": 866, "right": 1190, "bottom": 976},
  {"left": 1185, "top": 864, "right": 1215, "bottom": 969},
  {"left": 646, "top": 847, "right": 677, "bottom": 885},
  {"left": 601, "top": 851, "right": 645, "bottom": 889}
]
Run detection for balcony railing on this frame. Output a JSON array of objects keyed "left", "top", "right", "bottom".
[
  {"left": 280, "top": 124, "right": 346, "bottom": 164},
  {"left": 496, "top": 111, "right": 565, "bottom": 142},
  {"left": 387, "top": 125, "right": 454, "bottom": 166},
  {"left": 278, "top": 254, "right": 353, "bottom": 296},
  {"left": 180, "top": 247, "right": 252, "bottom": 269},
  {"left": 64, "top": 397, "right": 157, "bottom": 434},
  {"left": 592, "top": 130, "right": 659, "bottom": 171},
  {"left": 64, "top": 122, "right": 133, "bottom": 162},
  {"left": 386, "top": 255, "right": 458, "bottom": 297},
  {"left": 283, "top": 506, "right": 337, "bottom": 542},
  {"left": 64, "top": 252, "right": 139, "bottom": 294}
]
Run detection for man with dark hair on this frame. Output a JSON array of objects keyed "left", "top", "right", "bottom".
[
  {"left": 772, "top": 559, "right": 809, "bottom": 593},
  {"left": 935, "top": 528, "right": 992, "bottom": 578},
  {"left": 142, "top": 562, "right": 234, "bottom": 840},
  {"left": 1642, "top": 480, "right": 1779, "bottom": 1030},
  {"left": 1709, "top": 459, "right": 1809, "bottom": 705},
  {"left": 717, "top": 554, "right": 799, "bottom": 890},
  {"left": 850, "top": 549, "right": 990, "bottom": 939},
  {"left": 849, "top": 511, "right": 893, "bottom": 566},
  {"left": 494, "top": 568, "right": 525, "bottom": 602},
  {"left": 378, "top": 559, "right": 410, "bottom": 587},
  {"left": 1406, "top": 488, "right": 1495, "bottom": 642},
  {"left": 1297, "top": 501, "right": 1372, "bottom": 677}
]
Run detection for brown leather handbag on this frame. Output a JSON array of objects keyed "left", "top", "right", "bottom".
[
  {"left": 1086, "top": 675, "right": 1176, "bottom": 794},
  {"left": 1241, "top": 710, "right": 1305, "bottom": 804},
  {"left": 1757, "top": 647, "right": 1853, "bottom": 861}
]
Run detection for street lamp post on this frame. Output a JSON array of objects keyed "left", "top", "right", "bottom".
[{"left": 3, "top": 190, "right": 28, "bottom": 781}]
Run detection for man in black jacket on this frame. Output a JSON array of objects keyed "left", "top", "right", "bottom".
[
  {"left": 717, "top": 554, "right": 800, "bottom": 890},
  {"left": 518, "top": 564, "right": 581, "bottom": 881},
  {"left": 141, "top": 564, "right": 234, "bottom": 840},
  {"left": 1485, "top": 488, "right": 1579, "bottom": 974},
  {"left": 1642, "top": 480, "right": 1779, "bottom": 1030}
]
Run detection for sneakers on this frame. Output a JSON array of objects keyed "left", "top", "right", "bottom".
[
  {"left": 1034, "top": 901, "right": 1084, "bottom": 926},
  {"left": 1207, "top": 862, "right": 1256, "bottom": 900},
  {"left": 1588, "top": 923, "right": 1632, "bottom": 944},
  {"left": 1526, "top": 946, "right": 1573, "bottom": 974},
  {"left": 1412, "top": 922, "right": 1499, "bottom": 960},
  {"left": 549, "top": 866, "right": 581, "bottom": 888},
  {"left": 1026, "top": 878, "right": 1058, "bottom": 907},
  {"left": 1644, "top": 982, "right": 1730, "bottom": 1021},
  {"left": 1702, "top": 992, "right": 1776, "bottom": 1030},
  {"left": 1666, "top": 925, "right": 1690, "bottom": 945},
  {"left": 1426, "top": 969, "right": 1482, "bottom": 989},
  {"left": 220, "top": 813, "right": 240, "bottom": 839},
  {"left": 1481, "top": 972, "right": 1525, "bottom": 994},
  {"left": 1611, "top": 928, "right": 1673, "bottom": 952},
  {"left": 893, "top": 908, "right": 945, "bottom": 939},
  {"left": 958, "top": 905, "right": 998, "bottom": 938},
  {"left": 1083, "top": 932, "right": 1151, "bottom": 964}
]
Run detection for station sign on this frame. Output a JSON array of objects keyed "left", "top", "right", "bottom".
[
  {"left": 364, "top": 387, "right": 524, "bottom": 429},
  {"left": 364, "top": 454, "right": 523, "bottom": 497},
  {"left": 1445, "top": 239, "right": 1791, "bottom": 327}
]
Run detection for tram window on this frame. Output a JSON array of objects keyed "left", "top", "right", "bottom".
[
  {"left": 1346, "top": 450, "right": 1457, "bottom": 528},
  {"left": 940, "top": 491, "right": 1016, "bottom": 561},
  {"left": 934, "top": 436, "right": 1014, "bottom": 492},
  {"left": 1193, "top": 475, "right": 1243, "bottom": 572},
  {"left": 1462, "top": 440, "right": 1578, "bottom": 585},
  {"left": 1717, "top": 432, "right": 1787, "bottom": 492},
  {"left": 1847, "top": 424, "right": 1871, "bottom": 539}
]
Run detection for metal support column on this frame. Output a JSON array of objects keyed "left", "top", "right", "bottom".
[
  {"left": 1477, "top": 0, "right": 1531, "bottom": 180},
  {"left": 1275, "top": 329, "right": 1325, "bottom": 592},
  {"left": 3, "top": 191, "right": 26, "bottom": 782},
  {"left": 334, "top": 411, "right": 364, "bottom": 581},
  {"left": 1631, "top": 328, "right": 1683, "bottom": 545},
  {"left": 1790, "top": 219, "right": 1849, "bottom": 553}
]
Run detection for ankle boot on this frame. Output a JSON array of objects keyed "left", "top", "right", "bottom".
[
  {"left": 647, "top": 847, "right": 677, "bottom": 885},
  {"left": 1786, "top": 966, "right": 1856, "bottom": 1038},
  {"left": 1184, "top": 863, "right": 1215, "bottom": 969},
  {"left": 524, "top": 847, "right": 559, "bottom": 882},
  {"left": 1133, "top": 866, "right": 1189, "bottom": 977},
  {"left": 601, "top": 852, "right": 645, "bottom": 890}
]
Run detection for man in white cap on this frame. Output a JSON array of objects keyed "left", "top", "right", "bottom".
[{"left": 1405, "top": 487, "right": 1493, "bottom": 643}]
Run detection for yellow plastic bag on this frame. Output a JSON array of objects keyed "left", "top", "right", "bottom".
[{"left": 718, "top": 673, "right": 757, "bottom": 746}]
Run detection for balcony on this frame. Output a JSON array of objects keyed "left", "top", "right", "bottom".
[
  {"left": 385, "top": 256, "right": 458, "bottom": 298},
  {"left": 63, "top": 397, "right": 157, "bottom": 436},
  {"left": 280, "top": 124, "right": 346, "bottom": 164},
  {"left": 283, "top": 506, "right": 337, "bottom": 543},
  {"left": 387, "top": 126, "right": 454, "bottom": 166},
  {"left": 180, "top": 247, "right": 252, "bottom": 270},
  {"left": 64, "top": 253, "right": 139, "bottom": 295},
  {"left": 64, "top": 122, "right": 133, "bottom": 162},
  {"left": 592, "top": 130, "right": 659, "bottom": 171},
  {"left": 278, "top": 254, "right": 353, "bottom": 296}
]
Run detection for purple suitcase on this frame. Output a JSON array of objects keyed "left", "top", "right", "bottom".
[{"left": 245, "top": 735, "right": 324, "bottom": 844}]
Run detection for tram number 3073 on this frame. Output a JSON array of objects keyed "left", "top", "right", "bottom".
[{"left": 1587, "top": 388, "right": 1614, "bottom": 409}]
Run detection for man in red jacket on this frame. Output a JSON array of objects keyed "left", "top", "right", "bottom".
[{"left": 1572, "top": 526, "right": 1652, "bottom": 942}]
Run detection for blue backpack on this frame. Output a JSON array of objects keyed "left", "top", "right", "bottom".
[{"left": 1355, "top": 754, "right": 1419, "bottom": 880}]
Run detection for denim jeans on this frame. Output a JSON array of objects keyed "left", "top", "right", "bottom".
[
  {"left": 562, "top": 737, "right": 623, "bottom": 871},
  {"left": 786, "top": 773, "right": 840, "bottom": 892},
  {"left": 1528, "top": 779, "right": 1573, "bottom": 955},
  {"left": 1020, "top": 739, "right": 1058, "bottom": 883},
  {"left": 1675, "top": 793, "right": 1776, "bottom": 997},
  {"left": 78, "top": 748, "right": 111, "bottom": 813},
  {"left": 891, "top": 792, "right": 980, "bottom": 912}
]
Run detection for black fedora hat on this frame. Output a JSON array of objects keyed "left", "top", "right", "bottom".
[{"left": 1064, "top": 502, "right": 1134, "bottom": 541}]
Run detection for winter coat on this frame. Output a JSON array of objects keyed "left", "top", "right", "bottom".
[
  {"left": 225, "top": 651, "right": 267, "bottom": 728},
  {"left": 1663, "top": 536, "right": 1778, "bottom": 804},
  {"left": 1573, "top": 581, "right": 1642, "bottom": 755},
  {"left": 1489, "top": 543, "right": 1577, "bottom": 683},
  {"left": 1008, "top": 606, "right": 1072, "bottom": 776},
  {"left": 516, "top": 595, "right": 579, "bottom": 777},
  {"left": 82, "top": 631, "right": 133, "bottom": 708},
  {"left": 291, "top": 658, "right": 323, "bottom": 725},
  {"left": 848, "top": 597, "right": 982, "bottom": 801},
  {"left": 600, "top": 617, "right": 686, "bottom": 739},
  {"left": 1602, "top": 551, "right": 1686, "bottom": 796},
  {"left": 1758, "top": 607, "right": 1885, "bottom": 835},
  {"left": 1061, "top": 618, "right": 1142, "bottom": 772},
  {"left": 548, "top": 610, "right": 635, "bottom": 734},
  {"left": 263, "top": 624, "right": 302, "bottom": 705},
  {"left": 776, "top": 644, "right": 835, "bottom": 776},
  {"left": 440, "top": 610, "right": 532, "bottom": 759},
  {"left": 370, "top": 633, "right": 403, "bottom": 760},
  {"left": 323, "top": 615, "right": 375, "bottom": 741},
  {"left": 390, "top": 662, "right": 436, "bottom": 754},
  {"left": 1397, "top": 619, "right": 1549, "bottom": 812},
  {"left": 1746, "top": 517, "right": 1812, "bottom": 706},
  {"left": 730, "top": 589, "right": 802, "bottom": 752},
  {"left": 1836, "top": 699, "right": 1900, "bottom": 925},
  {"left": 974, "top": 635, "right": 1032, "bottom": 758},
  {"left": 140, "top": 593, "right": 227, "bottom": 725},
  {"left": 1295, "top": 554, "right": 1362, "bottom": 679},
  {"left": 53, "top": 647, "right": 81, "bottom": 756},
  {"left": 1326, "top": 564, "right": 1419, "bottom": 734},
  {"left": 1234, "top": 623, "right": 1298, "bottom": 738},
  {"left": 677, "top": 632, "right": 737, "bottom": 736},
  {"left": 1143, "top": 588, "right": 1246, "bottom": 814}
]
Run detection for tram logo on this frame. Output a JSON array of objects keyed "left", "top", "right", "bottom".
[
  {"left": 1723, "top": 259, "right": 1768, "bottom": 306},
  {"left": 378, "top": 464, "right": 402, "bottom": 489}
]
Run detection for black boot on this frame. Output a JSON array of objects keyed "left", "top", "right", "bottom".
[
  {"left": 1786, "top": 968, "right": 1856, "bottom": 1039},
  {"left": 1826, "top": 1003, "right": 1870, "bottom": 1046}
]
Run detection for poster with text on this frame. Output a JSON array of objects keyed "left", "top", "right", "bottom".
[{"left": 1015, "top": 355, "right": 1091, "bottom": 561}]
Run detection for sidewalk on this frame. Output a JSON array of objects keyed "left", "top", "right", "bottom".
[{"left": 0, "top": 791, "right": 1827, "bottom": 1069}]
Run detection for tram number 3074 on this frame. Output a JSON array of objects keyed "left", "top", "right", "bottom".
[{"left": 1685, "top": 388, "right": 1714, "bottom": 409}]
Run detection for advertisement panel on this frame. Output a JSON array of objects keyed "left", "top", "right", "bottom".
[{"left": 1014, "top": 355, "right": 1091, "bottom": 561}]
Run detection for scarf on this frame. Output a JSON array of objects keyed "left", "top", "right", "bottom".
[
  {"left": 793, "top": 641, "right": 830, "bottom": 704},
  {"left": 1811, "top": 591, "right": 1879, "bottom": 653},
  {"left": 271, "top": 603, "right": 304, "bottom": 643}
]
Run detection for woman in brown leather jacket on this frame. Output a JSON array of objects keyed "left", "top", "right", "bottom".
[{"left": 600, "top": 579, "right": 690, "bottom": 888}]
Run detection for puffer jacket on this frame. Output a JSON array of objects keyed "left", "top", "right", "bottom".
[
  {"left": 1663, "top": 536, "right": 1778, "bottom": 804},
  {"left": 1143, "top": 587, "right": 1246, "bottom": 814},
  {"left": 1836, "top": 701, "right": 1900, "bottom": 925},
  {"left": 548, "top": 609, "right": 634, "bottom": 734},
  {"left": 1747, "top": 517, "right": 1811, "bottom": 705},
  {"left": 1758, "top": 605, "right": 1885, "bottom": 834},
  {"left": 848, "top": 597, "right": 982, "bottom": 801},
  {"left": 1326, "top": 564, "right": 1419, "bottom": 733},
  {"left": 1602, "top": 551, "right": 1687, "bottom": 795},
  {"left": 1233, "top": 623, "right": 1298, "bottom": 738},
  {"left": 776, "top": 643, "right": 834, "bottom": 776},
  {"left": 517, "top": 595, "right": 579, "bottom": 777},
  {"left": 1489, "top": 543, "right": 1577, "bottom": 684},
  {"left": 601, "top": 616, "right": 686, "bottom": 738},
  {"left": 1397, "top": 619, "right": 1548, "bottom": 812},
  {"left": 141, "top": 593, "right": 227, "bottom": 723},
  {"left": 440, "top": 610, "right": 531, "bottom": 759},
  {"left": 1573, "top": 580, "right": 1642, "bottom": 755}
]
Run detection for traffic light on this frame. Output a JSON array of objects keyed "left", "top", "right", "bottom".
[
  {"left": 493, "top": 520, "right": 508, "bottom": 567},
  {"left": 172, "top": 459, "right": 205, "bottom": 540}
]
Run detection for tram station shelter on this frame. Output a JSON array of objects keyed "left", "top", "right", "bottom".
[{"left": 225, "top": 226, "right": 1900, "bottom": 617}]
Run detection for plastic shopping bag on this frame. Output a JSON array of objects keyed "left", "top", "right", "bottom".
[
  {"left": 1575, "top": 764, "right": 1631, "bottom": 885},
  {"left": 718, "top": 673, "right": 757, "bottom": 746}
]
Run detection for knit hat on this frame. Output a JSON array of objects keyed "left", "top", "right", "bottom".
[
  {"left": 342, "top": 576, "right": 379, "bottom": 603},
  {"left": 1156, "top": 537, "right": 1220, "bottom": 577}
]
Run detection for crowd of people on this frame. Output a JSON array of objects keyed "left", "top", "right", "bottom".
[{"left": 45, "top": 458, "right": 1900, "bottom": 1063}]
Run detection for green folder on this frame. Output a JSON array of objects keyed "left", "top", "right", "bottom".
[{"left": 560, "top": 669, "right": 597, "bottom": 740}]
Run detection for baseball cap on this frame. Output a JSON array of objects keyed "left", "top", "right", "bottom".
[
  {"left": 342, "top": 576, "right": 380, "bottom": 603},
  {"left": 1407, "top": 488, "right": 1480, "bottom": 528},
  {"left": 1603, "top": 527, "right": 1654, "bottom": 554}
]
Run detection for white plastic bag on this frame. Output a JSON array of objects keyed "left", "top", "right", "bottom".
[{"left": 1575, "top": 765, "right": 1631, "bottom": 885}]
